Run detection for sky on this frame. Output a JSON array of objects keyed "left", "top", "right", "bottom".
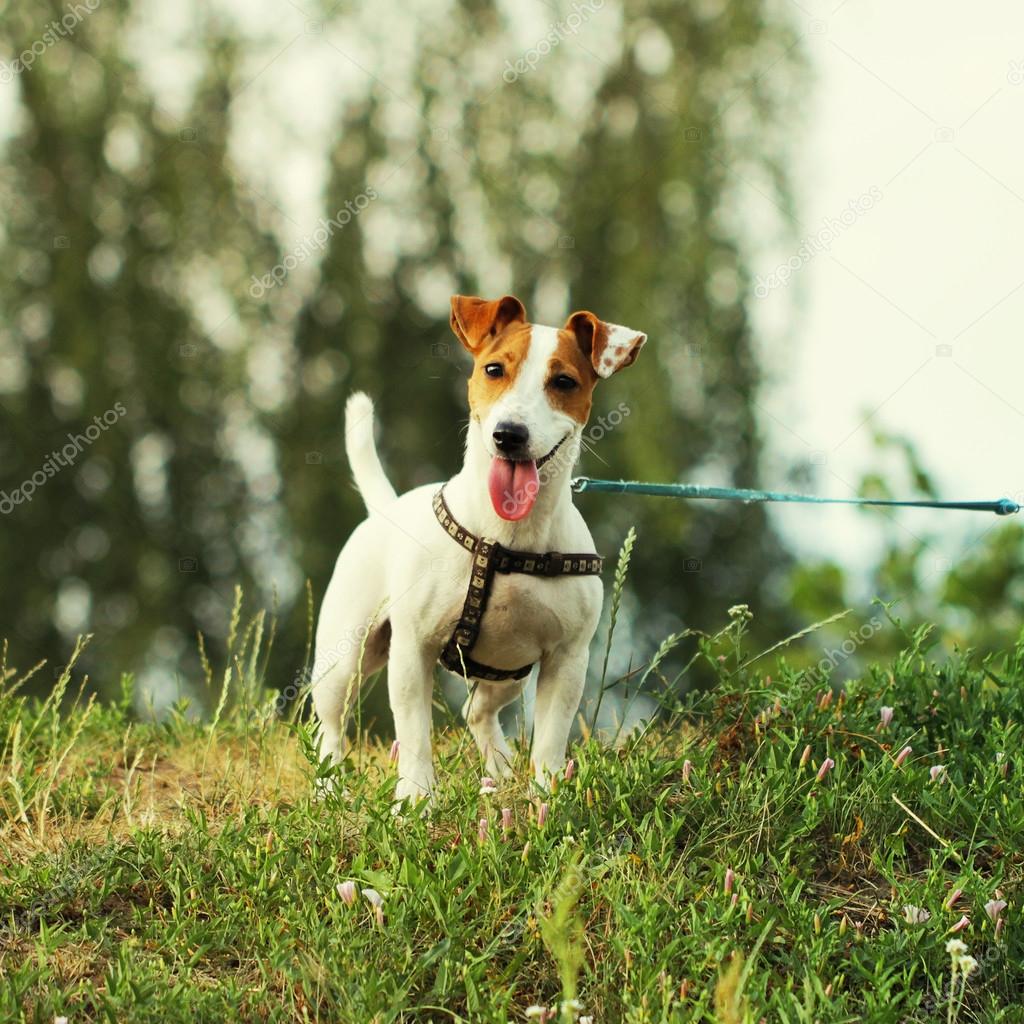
[{"left": 751, "top": 0, "right": 1024, "bottom": 584}]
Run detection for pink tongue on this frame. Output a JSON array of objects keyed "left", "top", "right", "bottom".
[{"left": 488, "top": 457, "right": 540, "bottom": 521}]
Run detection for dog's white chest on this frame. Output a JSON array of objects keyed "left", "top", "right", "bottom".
[
  {"left": 374, "top": 483, "right": 604, "bottom": 677},
  {"left": 434, "top": 565, "right": 601, "bottom": 673}
]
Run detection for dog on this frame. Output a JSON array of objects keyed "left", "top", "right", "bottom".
[{"left": 311, "top": 294, "right": 646, "bottom": 803}]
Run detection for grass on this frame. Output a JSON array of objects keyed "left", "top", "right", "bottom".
[{"left": 1, "top": 598, "right": 1023, "bottom": 1023}]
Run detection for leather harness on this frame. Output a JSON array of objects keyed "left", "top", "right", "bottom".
[{"left": 432, "top": 487, "right": 603, "bottom": 682}]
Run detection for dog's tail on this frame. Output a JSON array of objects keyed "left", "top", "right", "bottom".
[{"left": 345, "top": 392, "right": 397, "bottom": 513}]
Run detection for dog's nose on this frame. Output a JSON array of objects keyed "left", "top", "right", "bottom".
[{"left": 492, "top": 422, "right": 530, "bottom": 455}]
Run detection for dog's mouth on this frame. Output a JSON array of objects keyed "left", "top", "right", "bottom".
[{"left": 487, "top": 438, "right": 567, "bottom": 521}]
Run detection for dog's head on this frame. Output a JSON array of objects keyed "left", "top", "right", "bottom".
[{"left": 450, "top": 293, "right": 646, "bottom": 521}]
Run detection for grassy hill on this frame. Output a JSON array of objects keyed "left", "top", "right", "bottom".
[{"left": 1, "top": 609, "right": 1022, "bottom": 1023}]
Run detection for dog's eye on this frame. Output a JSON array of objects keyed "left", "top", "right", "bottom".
[
  {"left": 483, "top": 363, "right": 504, "bottom": 379},
  {"left": 550, "top": 374, "right": 578, "bottom": 391}
]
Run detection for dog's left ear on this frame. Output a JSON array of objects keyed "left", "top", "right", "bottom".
[
  {"left": 450, "top": 294, "right": 526, "bottom": 353},
  {"left": 564, "top": 311, "right": 647, "bottom": 379}
]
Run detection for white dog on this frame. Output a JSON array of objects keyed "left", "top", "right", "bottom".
[{"left": 312, "top": 294, "right": 646, "bottom": 803}]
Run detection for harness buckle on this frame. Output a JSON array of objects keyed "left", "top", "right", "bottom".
[{"left": 543, "top": 552, "right": 564, "bottom": 576}]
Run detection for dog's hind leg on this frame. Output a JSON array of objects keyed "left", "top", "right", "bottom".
[
  {"left": 462, "top": 678, "right": 527, "bottom": 778},
  {"left": 310, "top": 661, "right": 351, "bottom": 765},
  {"left": 310, "top": 623, "right": 389, "bottom": 766},
  {"left": 310, "top": 640, "right": 387, "bottom": 766},
  {"left": 311, "top": 534, "right": 390, "bottom": 766}
]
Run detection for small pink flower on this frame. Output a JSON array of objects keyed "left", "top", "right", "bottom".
[
  {"left": 537, "top": 802, "right": 548, "bottom": 828},
  {"left": 389, "top": 739, "right": 400, "bottom": 763},
  {"left": 502, "top": 807, "right": 513, "bottom": 834},
  {"left": 682, "top": 759, "right": 694, "bottom": 783},
  {"left": 944, "top": 888, "right": 963, "bottom": 910},
  {"left": 985, "top": 899, "right": 1007, "bottom": 921},
  {"left": 903, "top": 905, "right": 930, "bottom": 925},
  {"left": 799, "top": 745, "right": 812, "bottom": 768},
  {"left": 894, "top": 745, "right": 913, "bottom": 767},
  {"left": 479, "top": 776, "right": 498, "bottom": 795},
  {"left": 730, "top": 892, "right": 738, "bottom": 908},
  {"left": 336, "top": 880, "right": 357, "bottom": 905},
  {"left": 478, "top": 817, "right": 488, "bottom": 843},
  {"left": 564, "top": 759, "right": 575, "bottom": 782},
  {"left": 724, "top": 868, "right": 736, "bottom": 895},
  {"left": 996, "top": 917, "right": 1005, "bottom": 939},
  {"left": 816, "top": 757, "right": 835, "bottom": 782},
  {"left": 880, "top": 706, "right": 894, "bottom": 728},
  {"left": 929, "top": 764, "right": 946, "bottom": 782},
  {"left": 949, "top": 914, "right": 970, "bottom": 934}
]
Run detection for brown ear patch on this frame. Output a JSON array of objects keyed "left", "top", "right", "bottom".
[
  {"left": 450, "top": 294, "right": 526, "bottom": 353},
  {"left": 564, "top": 310, "right": 646, "bottom": 378}
]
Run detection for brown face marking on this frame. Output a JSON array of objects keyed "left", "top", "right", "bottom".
[
  {"left": 466, "top": 322, "right": 533, "bottom": 421},
  {"left": 547, "top": 329, "right": 599, "bottom": 425}
]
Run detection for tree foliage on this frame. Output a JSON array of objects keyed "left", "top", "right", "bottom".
[{"left": 1, "top": 0, "right": 807, "bottom": 702}]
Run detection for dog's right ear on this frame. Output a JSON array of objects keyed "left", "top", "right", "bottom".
[{"left": 450, "top": 295, "right": 526, "bottom": 353}]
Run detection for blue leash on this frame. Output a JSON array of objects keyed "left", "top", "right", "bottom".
[{"left": 570, "top": 477, "right": 1020, "bottom": 517}]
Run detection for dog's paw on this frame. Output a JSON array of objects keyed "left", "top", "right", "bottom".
[
  {"left": 392, "top": 776, "right": 433, "bottom": 815},
  {"left": 485, "top": 750, "right": 517, "bottom": 781}
]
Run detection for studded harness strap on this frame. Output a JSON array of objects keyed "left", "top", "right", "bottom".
[{"left": 432, "top": 488, "right": 603, "bottom": 682}]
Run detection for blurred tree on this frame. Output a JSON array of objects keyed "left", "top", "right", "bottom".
[
  {"left": 0, "top": 4, "right": 281, "bottom": 701},
  {"left": 560, "top": 0, "right": 802, "bottom": 648},
  {"left": 276, "top": 0, "right": 806, "bottom": 697},
  {"left": 786, "top": 431, "right": 1024, "bottom": 679},
  {"left": 1, "top": 0, "right": 808, "bottom": 708}
]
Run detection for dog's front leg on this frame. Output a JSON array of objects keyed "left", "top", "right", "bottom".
[
  {"left": 463, "top": 679, "right": 528, "bottom": 778},
  {"left": 388, "top": 632, "right": 437, "bottom": 805},
  {"left": 531, "top": 643, "right": 589, "bottom": 789}
]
